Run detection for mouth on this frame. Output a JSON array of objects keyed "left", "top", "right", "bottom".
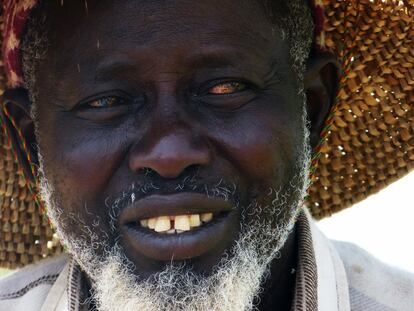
[
  {"left": 118, "top": 192, "right": 238, "bottom": 261},
  {"left": 134, "top": 212, "right": 223, "bottom": 234}
]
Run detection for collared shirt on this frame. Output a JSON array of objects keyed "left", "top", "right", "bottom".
[{"left": 1, "top": 209, "right": 413, "bottom": 310}]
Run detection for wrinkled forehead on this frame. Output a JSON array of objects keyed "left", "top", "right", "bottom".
[
  {"left": 2, "top": 0, "right": 324, "bottom": 89},
  {"left": 2, "top": 0, "right": 269, "bottom": 87},
  {"left": 45, "top": 0, "right": 278, "bottom": 58}
]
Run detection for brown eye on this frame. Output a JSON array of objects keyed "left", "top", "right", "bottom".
[
  {"left": 88, "top": 96, "right": 126, "bottom": 108},
  {"left": 208, "top": 82, "right": 246, "bottom": 95}
]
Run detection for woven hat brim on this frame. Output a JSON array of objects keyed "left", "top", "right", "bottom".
[{"left": 307, "top": 0, "right": 414, "bottom": 219}]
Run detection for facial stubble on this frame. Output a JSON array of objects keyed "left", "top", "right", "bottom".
[{"left": 37, "top": 105, "right": 311, "bottom": 311}]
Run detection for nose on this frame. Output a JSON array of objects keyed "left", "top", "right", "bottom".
[{"left": 129, "top": 131, "right": 211, "bottom": 179}]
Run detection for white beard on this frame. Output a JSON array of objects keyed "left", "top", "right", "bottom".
[{"left": 37, "top": 106, "right": 311, "bottom": 311}]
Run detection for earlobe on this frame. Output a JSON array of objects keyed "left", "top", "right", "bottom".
[
  {"left": 1, "top": 88, "right": 38, "bottom": 184},
  {"left": 304, "top": 52, "right": 340, "bottom": 150}
]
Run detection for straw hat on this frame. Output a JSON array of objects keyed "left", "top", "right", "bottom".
[{"left": 0, "top": 0, "right": 413, "bottom": 269}]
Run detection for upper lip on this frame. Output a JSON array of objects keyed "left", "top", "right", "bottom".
[{"left": 118, "top": 192, "right": 234, "bottom": 225}]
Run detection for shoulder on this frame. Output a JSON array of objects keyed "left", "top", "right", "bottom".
[
  {"left": 0, "top": 255, "right": 68, "bottom": 311},
  {"left": 333, "top": 240, "right": 414, "bottom": 311}
]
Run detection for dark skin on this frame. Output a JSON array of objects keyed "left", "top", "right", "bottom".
[{"left": 3, "top": 0, "right": 339, "bottom": 309}]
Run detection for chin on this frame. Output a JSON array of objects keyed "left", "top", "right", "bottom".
[{"left": 43, "top": 179, "right": 306, "bottom": 311}]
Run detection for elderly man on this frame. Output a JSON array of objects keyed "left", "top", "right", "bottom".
[{"left": 0, "top": 0, "right": 413, "bottom": 310}]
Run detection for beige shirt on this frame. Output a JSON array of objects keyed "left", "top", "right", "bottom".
[{"left": 1, "top": 209, "right": 413, "bottom": 311}]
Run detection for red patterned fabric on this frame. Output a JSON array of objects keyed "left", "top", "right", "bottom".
[
  {"left": 3, "top": 0, "right": 38, "bottom": 88},
  {"left": 311, "top": 0, "right": 327, "bottom": 52},
  {"left": 2, "top": 0, "right": 326, "bottom": 89}
]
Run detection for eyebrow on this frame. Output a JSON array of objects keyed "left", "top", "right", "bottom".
[
  {"left": 95, "top": 52, "right": 274, "bottom": 82},
  {"left": 94, "top": 57, "right": 140, "bottom": 82}
]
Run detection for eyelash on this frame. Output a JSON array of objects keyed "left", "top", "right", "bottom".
[
  {"left": 77, "top": 90, "right": 136, "bottom": 110},
  {"left": 86, "top": 96, "right": 127, "bottom": 109},
  {"left": 78, "top": 79, "right": 252, "bottom": 110},
  {"left": 207, "top": 81, "right": 248, "bottom": 95}
]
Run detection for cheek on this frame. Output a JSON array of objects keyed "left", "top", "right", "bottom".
[
  {"left": 37, "top": 118, "right": 130, "bottom": 210},
  {"left": 209, "top": 110, "right": 301, "bottom": 185},
  {"left": 62, "top": 136, "right": 123, "bottom": 188}
]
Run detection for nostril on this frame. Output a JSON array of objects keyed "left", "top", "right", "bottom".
[
  {"left": 136, "top": 165, "right": 201, "bottom": 182},
  {"left": 129, "top": 132, "right": 211, "bottom": 178},
  {"left": 180, "top": 164, "right": 201, "bottom": 179},
  {"left": 138, "top": 167, "right": 157, "bottom": 177}
]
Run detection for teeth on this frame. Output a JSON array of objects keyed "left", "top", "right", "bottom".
[
  {"left": 155, "top": 216, "right": 171, "bottom": 232},
  {"left": 201, "top": 213, "right": 213, "bottom": 223},
  {"left": 189, "top": 214, "right": 201, "bottom": 227},
  {"left": 140, "top": 219, "right": 148, "bottom": 228},
  {"left": 148, "top": 218, "right": 157, "bottom": 230},
  {"left": 175, "top": 215, "right": 191, "bottom": 231},
  {"left": 139, "top": 213, "right": 216, "bottom": 234}
]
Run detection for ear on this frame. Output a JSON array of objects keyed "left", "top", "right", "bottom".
[
  {"left": 1, "top": 88, "right": 38, "bottom": 184},
  {"left": 304, "top": 52, "right": 340, "bottom": 150}
]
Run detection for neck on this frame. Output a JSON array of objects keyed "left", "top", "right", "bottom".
[{"left": 256, "top": 224, "right": 298, "bottom": 311}]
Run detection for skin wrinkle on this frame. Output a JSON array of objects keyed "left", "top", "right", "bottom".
[
  {"left": 21, "top": 0, "right": 313, "bottom": 108},
  {"left": 41, "top": 161, "right": 309, "bottom": 311},
  {"left": 13, "top": 0, "right": 322, "bottom": 310},
  {"left": 38, "top": 99, "right": 311, "bottom": 310}
]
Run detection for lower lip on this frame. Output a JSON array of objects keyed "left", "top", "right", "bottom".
[{"left": 120, "top": 212, "right": 238, "bottom": 261}]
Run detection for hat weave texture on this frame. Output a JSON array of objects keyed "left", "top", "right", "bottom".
[
  {"left": 0, "top": 0, "right": 413, "bottom": 268},
  {"left": 307, "top": 0, "right": 414, "bottom": 218}
]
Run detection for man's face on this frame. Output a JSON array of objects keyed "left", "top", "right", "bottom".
[{"left": 32, "top": 0, "right": 310, "bottom": 308}]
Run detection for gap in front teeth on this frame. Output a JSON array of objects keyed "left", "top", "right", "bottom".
[{"left": 139, "top": 213, "right": 214, "bottom": 234}]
